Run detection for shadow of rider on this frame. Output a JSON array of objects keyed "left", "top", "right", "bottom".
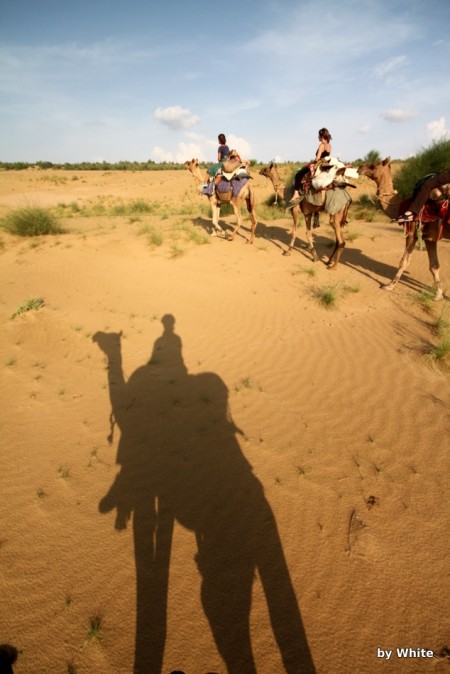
[{"left": 94, "top": 316, "right": 315, "bottom": 674}]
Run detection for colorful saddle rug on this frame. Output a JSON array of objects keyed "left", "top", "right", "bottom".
[
  {"left": 400, "top": 198, "right": 450, "bottom": 240},
  {"left": 201, "top": 171, "right": 250, "bottom": 200}
]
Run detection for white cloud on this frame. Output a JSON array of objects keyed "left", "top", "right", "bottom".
[
  {"left": 227, "top": 134, "right": 252, "bottom": 157},
  {"left": 373, "top": 55, "right": 409, "bottom": 79},
  {"left": 154, "top": 106, "right": 199, "bottom": 131},
  {"left": 427, "top": 116, "right": 449, "bottom": 140},
  {"left": 152, "top": 142, "right": 205, "bottom": 163},
  {"left": 151, "top": 133, "right": 253, "bottom": 164},
  {"left": 359, "top": 124, "right": 371, "bottom": 134},
  {"left": 381, "top": 109, "right": 415, "bottom": 122}
]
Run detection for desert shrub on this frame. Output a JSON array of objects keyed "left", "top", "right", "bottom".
[
  {"left": 352, "top": 193, "right": 386, "bottom": 221},
  {"left": 11, "top": 297, "right": 45, "bottom": 319},
  {"left": 394, "top": 139, "right": 450, "bottom": 198},
  {"left": 184, "top": 226, "right": 209, "bottom": 245},
  {"left": 129, "top": 199, "right": 156, "bottom": 213},
  {"left": 345, "top": 229, "right": 362, "bottom": 242},
  {"left": 149, "top": 228, "right": 164, "bottom": 247},
  {"left": 312, "top": 284, "right": 339, "bottom": 309},
  {"left": 2, "top": 207, "right": 63, "bottom": 236},
  {"left": 111, "top": 203, "right": 127, "bottom": 216}
]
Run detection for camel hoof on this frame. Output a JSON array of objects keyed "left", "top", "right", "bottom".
[
  {"left": 312, "top": 251, "right": 319, "bottom": 262},
  {"left": 282, "top": 249, "right": 291, "bottom": 257},
  {"left": 433, "top": 292, "right": 444, "bottom": 302},
  {"left": 381, "top": 283, "right": 395, "bottom": 292},
  {"left": 210, "top": 231, "right": 217, "bottom": 237}
]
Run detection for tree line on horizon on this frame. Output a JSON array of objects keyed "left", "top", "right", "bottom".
[
  {"left": 1, "top": 139, "right": 449, "bottom": 200},
  {"left": 0, "top": 153, "right": 383, "bottom": 172}
]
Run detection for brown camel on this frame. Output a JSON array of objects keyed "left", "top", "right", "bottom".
[
  {"left": 259, "top": 163, "right": 352, "bottom": 268},
  {"left": 185, "top": 159, "right": 258, "bottom": 244},
  {"left": 358, "top": 157, "right": 450, "bottom": 301}
]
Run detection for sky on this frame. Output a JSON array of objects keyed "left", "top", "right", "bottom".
[{"left": 1, "top": 0, "right": 449, "bottom": 164}]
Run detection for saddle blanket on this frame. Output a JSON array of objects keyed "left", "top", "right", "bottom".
[
  {"left": 325, "top": 187, "right": 352, "bottom": 215},
  {"left": 202, "top": 176, "right": 250, "bottom": 198},
  {"left": 311, "top": 157, "right": 359, "bottom": 190},
  {"left": 400, "top": 198, "right": 450, "bottom": 240}
]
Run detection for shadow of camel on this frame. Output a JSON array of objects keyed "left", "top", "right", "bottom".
[
  {"left": 191, "top": 216, "right": 252, "bottom": 242},
  {"left": 335, "top": 245, "right": 434, "bottom": 292},
  {"left": 94, "top": 317, "right": 315, "bottom": 674}
]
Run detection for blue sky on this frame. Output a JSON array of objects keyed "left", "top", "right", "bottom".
[{"left": 1, "top": 0, "right": 449, "bottom": 164}]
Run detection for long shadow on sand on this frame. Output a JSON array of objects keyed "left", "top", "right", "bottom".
[{"left": 94, "top": 317, "right": 315, "bottom": 674}]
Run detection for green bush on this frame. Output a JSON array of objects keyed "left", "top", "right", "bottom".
[
  {"left": 11, "top": 297, "right": 45, "bottom": 319},
  {"left": 393, "top": 139, "right": 450, "bottom": 198},
  {"left": 2, "top": 206, "right": 63, "bottom": 236}
]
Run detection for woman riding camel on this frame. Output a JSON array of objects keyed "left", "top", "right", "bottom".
[
  {"left": 205, "top": 133, "right": 231, "bottom": 182},
  {"left": 289, "top": 128, "right": 332, "bottom": 208}
]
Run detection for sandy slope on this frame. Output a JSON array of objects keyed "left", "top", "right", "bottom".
[{"left": 0, "top": 168, "right": 449, "bottom": 674}]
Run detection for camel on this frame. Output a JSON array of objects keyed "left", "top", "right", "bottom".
[
  {"left": 185, "top": 159, "right": 258, "bottom": 244},
  {"left": 358, "top": 157, "right": 450, "bottom": 301},
  {"left": 259, "top": 163, "right": 352, "bottom": 268}
]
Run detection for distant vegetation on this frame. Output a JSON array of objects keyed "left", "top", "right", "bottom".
[
  {"left": 352, "top": 149, "right": 382, "bottom": 167},
  {"left": 0, "top": 160, "right": 188, "bottom": 171},
  {"left": 0, "top": 141, "right": 447, "bottom": 182},
  {"left": 393, "top": 139, "right": 450, "bottom": 198}
]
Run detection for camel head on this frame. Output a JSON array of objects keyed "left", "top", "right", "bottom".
[
  {"left": 358, "top": 156, "right": 402, "bottom": 218},
  {"left": 184, "top": 158, "right": 204, "bottom": 185},
  {"left": 259, "top": 163, "right": 277, "bottom": 179},
  {"left": 357, "top": 156, "right": 391, "bottom": 183},
  {"left": 184, "top": 158, "right": 199, "bottom": 173}
]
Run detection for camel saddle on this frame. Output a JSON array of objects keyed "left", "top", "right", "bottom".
[{"left": 400, "top": 198, "right": 450, "bottom": 240}]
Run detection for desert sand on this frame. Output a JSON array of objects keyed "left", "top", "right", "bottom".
[{"left": 0, "top": 167, "right": 449, "bottom": 674}]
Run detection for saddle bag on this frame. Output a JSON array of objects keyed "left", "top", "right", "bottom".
[
  {"left": 216, "top": 179, "right": 233, "bottom": 202},
  {"left": 222, "top": 157, "right": 242, "bottom": 173}
]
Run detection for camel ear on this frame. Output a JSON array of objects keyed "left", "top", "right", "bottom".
[{"left": 383, "top": 157, "right": 391, "bottom": 165}]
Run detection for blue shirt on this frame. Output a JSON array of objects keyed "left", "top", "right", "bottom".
[{"left": 218, "top": 144, "right": 230, "bottom": 161}]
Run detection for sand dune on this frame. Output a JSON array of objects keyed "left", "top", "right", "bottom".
[{"left": 1, "top": 168, "right": 449, "bottom": 673}]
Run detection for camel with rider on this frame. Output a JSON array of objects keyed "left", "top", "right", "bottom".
[
  {"left": 358, "top": 157, "right": 450, "bottom": 301},
  {"left": 185, "top": 159, "right": 258, "bottom": 244}
]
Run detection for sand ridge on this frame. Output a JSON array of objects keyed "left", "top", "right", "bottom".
[{"left": 1, "top": 169, "right": 449, "bottom": 673}]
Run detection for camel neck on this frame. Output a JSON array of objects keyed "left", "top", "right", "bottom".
[
  {"left": 270, "top": 170, "right": 285, "bottom": 196},
  {"left": 376, "top": 172, "right": 401, "bottom": 219}
]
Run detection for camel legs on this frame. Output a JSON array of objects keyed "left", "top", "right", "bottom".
[
  {"left": 326, "top": 214, "right": 346, "bottom": 269},
  {"left": 283, "top": 206, "right": 318, "bottom": 261},
  {"left": 226, "top": 194, "right": 258, "bottom": 244},
  {"left": 382, "top": 234, "right": 444, "bottom": 300},
  {"left": 381, "top": 231, "right": 417, "bottom": 291},
  {"left": 283, "top": 206, "right": 299, "bottom": 256},
  {"left": 209, "top": 199, "right": 225, "bottom": 237},
  {"left": 246, "top": 194, "right": 258, "bottom": 244},
  {"left": 227, "top": 197, "right": 258, "bottom": 244},
  {"left": 227, "top": 200, "right": 244, "bottom": 241},
  {"left": 425, "top": 239, "right": 444, "bottom": 301},
  {"left": 304, "top": 214, "right": 319, "bottom": 261}
]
